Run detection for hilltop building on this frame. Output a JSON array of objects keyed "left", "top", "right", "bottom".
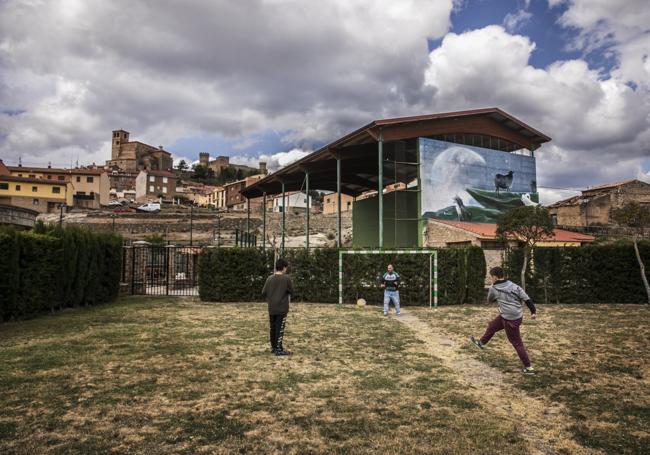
[
  {"left": 107, "top": 129, "right": 173, "bottom": 172},
  {"left": 198, "top": 152, "right": 267, "bottom": 177}
]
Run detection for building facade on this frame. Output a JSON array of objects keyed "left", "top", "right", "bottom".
[
  {"left": 198, "top": 152, "right": 267, "bottom": 176},
  {"left": 548, "top": 179, "right": 650, "bottom": 227},
  {"left": 0, "top": 175, "right": 74, "bottom": 213},
  {"left": 323, "top": 193, "right": 354, "bottom": 214},
  {"left": 271, "top": 191, "right": 312, "bottom": 213},
  {"left": 135, "top": 170, "right": 177, "bottom": 202},
  {"left": 7, "top": 165, "right": 110, "bottom": 208},
  {"left": 107, "top": 129, "right": 173, "bottom": 172},
  {"left": 224, "top": 175, "right": 264, "bottom": 210}
]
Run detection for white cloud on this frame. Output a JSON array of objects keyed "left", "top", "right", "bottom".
[
  {"left": 424, "top": 25, "right": 650, "bottom": 203},
  {"left": 231, "top": 148, "right": 311, "bottom": 173},
  {"left": 0, "top": 0, "right": 454, "bottom": 165},
  {"left": 503, "top": 10, "right": 532, "bottom": 32}
]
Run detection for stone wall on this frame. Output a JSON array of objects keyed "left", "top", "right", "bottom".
[{"left": 424, "top": 219, "right": 480, "bottom": 247}]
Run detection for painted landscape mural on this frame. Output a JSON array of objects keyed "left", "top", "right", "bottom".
[{"left": 420, "top": 138, "right": 539, "bottom": 222}]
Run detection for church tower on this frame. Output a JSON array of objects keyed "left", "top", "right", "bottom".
[{"left": 111, "top": 130, "right": 130, "bottom": 160}]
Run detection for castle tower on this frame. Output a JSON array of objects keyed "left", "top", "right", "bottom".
[
  {"left": 259, "top": 161, "right": 267, "bottom": 175},
  {"left": 112, "top": 129, "right": 130, "bottom": 160},
  {"left": 199, "top": 152, "right": 210, "bottom": 167}
]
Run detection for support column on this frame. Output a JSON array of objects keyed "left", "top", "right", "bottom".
[
  {"left": 246, "top": 197, "right": 251, "bottom": 247},
  {"left": 262, "top": 192, "right": 267, "bottom": 250},
  {"left": 281, "top": 181, "right": 286, "bottom": 253},
  {"left": 337, "top": 153, "right": 342, "bottom": 248},
  {"left": 378, "top": 129, "right": 384, "bottom": 249},
  {"left": 305, "top": 170, "right": 310, "bottom": 250}
]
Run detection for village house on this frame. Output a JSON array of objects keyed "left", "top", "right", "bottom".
[
  {"left": 547, "top": 179, "right": 650, "bottom": 227},
  {"left": 135, "top": 170, "right": 177, "bottom": 202},
  {"left": 323, "top": 193, "right": 354, "bottom": 215},
  {"left": 270, "top": 191, "right": 313, "bottom": 213},
  {"left": 426, "top": 219, "right": 595, "bottom": 276},
  {"left": 0, "top": 160, "right": 74, "bottom": 213},
  {"left": 7, "top": 165, "right": 110, "bottom": 208},
  {"left": 224, "top": 175, "right": 264, "bottom": 210}
]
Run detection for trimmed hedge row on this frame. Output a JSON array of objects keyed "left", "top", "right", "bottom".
[
  {"left": 504, "top": 242, "right": 650, "bottom": 304},
  {"left": 198, "top": 246, "right": 486, "bottom": 305},
  {"left": 0, "top": 226, "right": 122, "bottom": 321}
]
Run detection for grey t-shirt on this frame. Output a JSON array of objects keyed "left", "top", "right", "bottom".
[{"left": 487, "top": 280, "right": 531, "bottom": 320}]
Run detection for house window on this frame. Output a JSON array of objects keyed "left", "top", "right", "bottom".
[
  {"left": 149, "top": 185, "right": 154, "bottom": 192},
  {"left": 52, "top": 187, "right": 61, "bottom": 194},
  {"left": 29, "top": 174, "right": 36, "bottom": 178},
  {"left": 58, "top": 176, "right": 65, "bottom": 181},
  {"left": 15, "top": 185, "right": 21, "bottom": 191},
  {"left": 47, "top": 175, "right": 52, "bottom": 179},
  {"left": 33, "top": 199, "right": 39, "bottom": 205},
  {"left": 0, "top": 183, "right": 8, "bottom": 190},
  {"left": 149, "top": 176, "right": 155, "bottom": 182},
  {"left": 162, "top": 177, "right": 168, "bottom": 183},
  {"left": 163, "top": 187, "right": 167, "bottom": 194},
  {"left": 76, "top": 176, "right": 81, "bottom": 182},
  {"left": 87, "top": 176, "right": 94, "bottom": 183},
  {"left": 551, "top": 214, "right": 558, "bottom": 226},
  {"left": 32, "top": 186, "right": 38, "bottom": 192}
]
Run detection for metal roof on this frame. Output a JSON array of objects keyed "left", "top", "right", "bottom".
[{"left": 242, "top": 108, "right": 551, "bottom": 198}]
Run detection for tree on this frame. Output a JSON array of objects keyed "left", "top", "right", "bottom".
[
  {"left": 192, "top": 164, "right": 208, "bottom": 180},
  {"left": 176, "top": 160, "right": 189, "bottom": 173},
  {"left": 496, "top": 205, "right": 554, "bottom": 291},
  {"left": 611, "top": 201, "right": 650, "bottom": 304}
]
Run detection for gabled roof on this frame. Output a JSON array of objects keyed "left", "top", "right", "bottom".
[
  {"left": 432, "top": 220, "right": 595, "bottom": 242},
  {"left": 242, "top": 108, "right": 551, "bottom": 198},
  {"left": 582, "top": 179, "right": 648, "bottom": 193}
]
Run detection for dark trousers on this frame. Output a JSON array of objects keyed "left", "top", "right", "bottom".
[
  {"left": 269, "top": 313, "right": 287, "bottom": 352},
  {"left": 480, "top": 315, "right": 531, "bottom": 367}
]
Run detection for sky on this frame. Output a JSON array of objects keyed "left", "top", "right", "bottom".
[{"left": 1, "top": 0, "right": 649, "bottom": 204}]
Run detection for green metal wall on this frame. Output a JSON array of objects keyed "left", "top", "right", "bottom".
[{"left": 352, "top": 188, "right": 420, "bottom": 248}]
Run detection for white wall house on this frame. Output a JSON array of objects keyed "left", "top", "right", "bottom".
[{"left": 272, "top": 191, "right": 311, "bottom": 213}]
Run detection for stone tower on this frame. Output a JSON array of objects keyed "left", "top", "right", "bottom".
[
  {"left": 112, "top": 130, "right": 130, "bottom": 160},
  {"left": 199, "top": 152, "right": 210, "bottom": 167},
  {"left": 259, "top": 161, "right": 267, "bottom": 175}
]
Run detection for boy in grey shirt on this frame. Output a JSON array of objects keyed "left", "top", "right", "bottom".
[{"left": 470, "top": 266, "right": 537, "bottom": 375}]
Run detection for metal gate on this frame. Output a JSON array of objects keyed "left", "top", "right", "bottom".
[{"left": 122, "top": 245, "right": 201, "bottom": 296}]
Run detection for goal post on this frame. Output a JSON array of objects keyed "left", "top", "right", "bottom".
[{"left": 338, "top": 249, "right": 438, "bottom": 308}]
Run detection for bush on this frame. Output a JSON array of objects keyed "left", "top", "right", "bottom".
[
  {"left": 0, "top": 226, "right": 123, "bottom": 321},
  {"left": 198, "top": 246, "right": 486, "bottom": 305},
  {"left": 504, "top": 242, "right": 650, "bottom": 304}
]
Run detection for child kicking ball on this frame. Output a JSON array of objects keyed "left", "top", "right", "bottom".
[{"left": 470, "top": 266, "right": 537, "bottom": 375}]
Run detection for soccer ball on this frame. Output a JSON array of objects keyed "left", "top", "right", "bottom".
[{"left": 356, "top": 298, "right": 366, "bottom": 306}]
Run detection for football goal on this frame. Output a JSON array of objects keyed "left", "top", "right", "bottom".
[{"left": 338, "top": 250, "right": 438, "bottom": 308}]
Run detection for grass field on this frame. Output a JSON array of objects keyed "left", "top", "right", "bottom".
[{"left": 0, "top": 298, "right": 648, "bottom": 454}]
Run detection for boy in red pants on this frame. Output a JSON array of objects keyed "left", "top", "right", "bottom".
[{"left": 470, "top": 266, "right": 537, "bottom": 375}]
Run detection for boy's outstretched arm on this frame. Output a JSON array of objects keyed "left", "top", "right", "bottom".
[{"left": 517, "top": 286, "right": 537, "bottom": 319}]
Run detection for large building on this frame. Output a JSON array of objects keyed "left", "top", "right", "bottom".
[
  {"left": 198, "top": 152, "right": 267, "bottom": 177},
  {"left": 7, "top": 165, "right": 110, "bottom": 208},
  {"left": 107, "top": 129, "right": 173, "bottom": 172},
  {"left": 242, "top": 108, "right": 552, "bottom": 248},
  {"left": 0, "top": 160, "right": 74, "bottom": 213},
  {"left": 548, "top": 179, "right": 650, "bottom": 227}
]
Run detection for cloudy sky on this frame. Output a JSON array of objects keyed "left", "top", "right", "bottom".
[{"left": 1, "top": 0, "right": 649, "bottom": 203}]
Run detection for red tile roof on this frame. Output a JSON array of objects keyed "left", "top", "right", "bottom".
[{"left": 433, "top": 220, "right": 595, "bottom": 242}]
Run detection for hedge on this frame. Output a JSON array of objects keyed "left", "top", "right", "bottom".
[
  {"left": 504, "top": 242, "right": 650, "bottom": 304},
  {"left": 198, "top": 246, "right": 486, "bottom": 305},
  {"left": 0, "top": 226, "right": 123, "bottom": 321}
]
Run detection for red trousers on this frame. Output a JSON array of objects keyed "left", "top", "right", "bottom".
[{"left": 480, "top": 315, "right": 531, "bottom": 367}]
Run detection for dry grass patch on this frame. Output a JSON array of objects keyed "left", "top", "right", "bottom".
[
  {"left": 1, "top": 297, "right": 531, "bottom": 454},
  {"left": 412, "top": 304, "right": 650, "bottom": 455}
]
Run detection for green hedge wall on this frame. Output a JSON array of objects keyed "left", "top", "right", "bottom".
[
  {"left": 0, "top": 226, "right": 123, "bottom": 321},
  {"left": 504, "top": 242, "right": 650, "bottom": 304},
  {"left": 198, "top": 246, "right": 486, "bottom": 305}
]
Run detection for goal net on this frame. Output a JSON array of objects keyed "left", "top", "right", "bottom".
[{"left": 338, "top": 250, "right": 438, "bottom": 308}]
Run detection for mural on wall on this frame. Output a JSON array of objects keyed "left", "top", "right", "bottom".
[{"left": 420, "top": 138, "right": 539, "bottom": 223}]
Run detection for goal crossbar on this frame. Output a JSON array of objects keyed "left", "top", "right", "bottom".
[{"left": 338, "top": 250, "right": 438, "bottom": 308}]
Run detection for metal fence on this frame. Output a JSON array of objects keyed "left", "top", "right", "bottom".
[{"left": 122, "top": 245, "right": 202, "bottom": 296}]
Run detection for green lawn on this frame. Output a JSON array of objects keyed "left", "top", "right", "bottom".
[{"left": 0, "top": 298, "right": 648, "bottom": 454}]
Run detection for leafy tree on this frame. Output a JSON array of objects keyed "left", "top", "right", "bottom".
[
  {"left": 176, "top": 159, "right": 189, "bottom": 172},
  {"left": 496, "top": 205, "right": 554, "bottom": 291},
  {"left": 236, "top": 168, "right": 244, "bottom": 180},
  {"left": 192, "top": 164, "right": 208, "bottom": 180},
  {"left": 611, "top": 201, "right": 650, "bottom": 304}
]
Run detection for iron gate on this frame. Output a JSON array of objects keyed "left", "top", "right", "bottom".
[{"left": 122, "top": 245, "right": 202, "bottom": 296}]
